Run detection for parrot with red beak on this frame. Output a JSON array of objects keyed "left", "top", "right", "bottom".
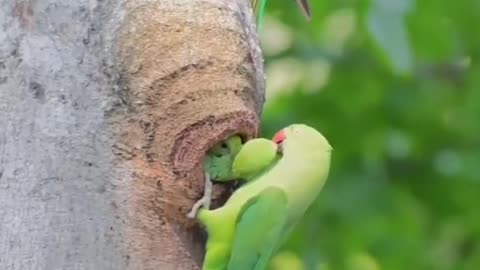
[{"left": 188, "top": 124, "right": 332, "bottom": 270}]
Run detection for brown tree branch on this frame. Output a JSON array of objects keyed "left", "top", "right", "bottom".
[{"left": 0, "top": 0, "right": 264, "bottom": 269}]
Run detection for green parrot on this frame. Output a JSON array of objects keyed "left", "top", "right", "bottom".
[
  {"left": 188, "top": 124, "right": 332, "bottom": 270},
  {"left": 253, "top": 0, "right": 312, "bottom": 25}
]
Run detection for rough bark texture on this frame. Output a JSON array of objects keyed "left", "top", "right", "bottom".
[{"left": 0, "top": 0, "right": 264, "bottom": 269}]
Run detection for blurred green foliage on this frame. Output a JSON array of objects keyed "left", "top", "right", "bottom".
[{"left": 258, "top": 1, "right": 480, "bottom": 269}]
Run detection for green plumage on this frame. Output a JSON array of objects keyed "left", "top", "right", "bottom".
[
  {"left": 232, "top": 138, "right": 278, "bottom": 179},
  {"left": 228, "top": 187, "right": 287, "bottom": 270},
  {"left": 197, "top": 124, "right": 332, "bottom": 270},
  {"left": 204, "top": 136, "right": 243, "bottom": 182}
]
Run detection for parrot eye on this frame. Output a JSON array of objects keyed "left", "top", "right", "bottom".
[{"left": 272, "top": 130, "right": 286, "bottom": 144}]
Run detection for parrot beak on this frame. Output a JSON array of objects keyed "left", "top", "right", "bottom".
[
  {"left": 272, "top": 130, "right": 286, "bottom": 155},
  {"left": 277, "top": 142, "right": 284, "bottom": 155}
]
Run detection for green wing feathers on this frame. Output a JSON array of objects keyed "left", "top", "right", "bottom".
[{"left": 228, "top": 187, "right": 288, "bottom": 270}]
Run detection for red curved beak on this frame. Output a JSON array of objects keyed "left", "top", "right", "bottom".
[
  {"left": 272, "top": 130, "right": 286, "bottom": 144},
  {"left": 273, "top": 130, "right": 286, "bottom": 154}
]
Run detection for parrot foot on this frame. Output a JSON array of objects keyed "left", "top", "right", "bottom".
[{"left": 187, "top": 172, "right": 213, "bottom": 219}]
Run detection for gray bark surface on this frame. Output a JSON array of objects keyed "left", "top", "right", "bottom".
[{"left": 0, "top": 0, "right": 264, "bottom": 269}]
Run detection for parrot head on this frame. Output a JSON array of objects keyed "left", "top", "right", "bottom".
[{"left": 272, "top": 124, "right": 332, "bottom": 155}]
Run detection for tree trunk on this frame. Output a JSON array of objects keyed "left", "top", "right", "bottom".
[{"left": 0, "top": 0, "right": 264, "bottom": 269}]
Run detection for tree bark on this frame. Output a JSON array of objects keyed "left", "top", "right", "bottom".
[{"left": 0, "top": 0, "right": 264, "bottom": 269}]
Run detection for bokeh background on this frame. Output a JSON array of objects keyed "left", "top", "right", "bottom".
[{"left": 258, "top": 1, "right": 480, "bottom": 269}]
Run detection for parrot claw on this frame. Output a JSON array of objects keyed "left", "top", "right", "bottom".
[{"left": 187, "top": 172, "right": 213, "bottom": 219}]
